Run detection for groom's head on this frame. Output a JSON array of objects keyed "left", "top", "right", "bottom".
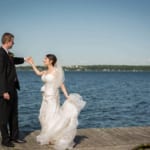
[{"left": 1, "top": 32, "right": 14, "bottom": 49}]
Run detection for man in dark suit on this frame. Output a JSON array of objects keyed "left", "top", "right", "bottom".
[{"left": 0, "top": 32, "right": 27, "bottom": 147}]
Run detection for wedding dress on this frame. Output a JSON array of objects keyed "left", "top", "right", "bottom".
[{"left": 36, "top": 66, "right": 86, "bottom": 150}]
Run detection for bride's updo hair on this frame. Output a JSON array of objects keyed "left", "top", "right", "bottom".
[{"left": 46, "top": 54, "right": 57, "bottom": 66}]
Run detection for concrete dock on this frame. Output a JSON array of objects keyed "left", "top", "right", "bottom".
[{"left": 0, "top": 126, "right": 150, "bottom": 150}]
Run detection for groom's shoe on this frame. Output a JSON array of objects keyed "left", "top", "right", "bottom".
[
  {"left": 11, "top": 139, "right": 26, "bottom": 143},
  {"left": 2, "top": 141, "right": 15, "bottom": 147}
]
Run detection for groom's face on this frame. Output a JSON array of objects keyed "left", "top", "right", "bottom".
[{"left": 7, "top": 38, "right": 14, "bottom": 49}]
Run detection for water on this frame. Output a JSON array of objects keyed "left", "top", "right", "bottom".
[{"left": 17, "top": 71, "right": 150, "bottom": 131}]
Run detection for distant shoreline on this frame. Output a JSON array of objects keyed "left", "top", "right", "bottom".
[{"left": 16, "top": 65, "right": 150, "bottom": 72}]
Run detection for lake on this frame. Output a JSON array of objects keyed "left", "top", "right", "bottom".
[{"left": 17, "top": 71, "right": 150, "bottom": 131}]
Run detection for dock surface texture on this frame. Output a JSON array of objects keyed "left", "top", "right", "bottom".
[{"left": 0, "top": 126, "right": 150, "bottom": 150}]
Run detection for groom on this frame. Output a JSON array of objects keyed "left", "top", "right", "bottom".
[{"left": 0, "top": 32, "right": 27, "bottom": 147}]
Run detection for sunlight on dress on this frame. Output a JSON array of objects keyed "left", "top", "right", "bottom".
[{"left": 36, "top": 68, "right": 86, "bottom": 150}]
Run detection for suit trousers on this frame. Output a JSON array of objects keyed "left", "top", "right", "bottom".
[{"left": 0, "top": 87, "right": 19, "bottom": 143}]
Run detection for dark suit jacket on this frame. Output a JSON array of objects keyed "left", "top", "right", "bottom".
[{"left": 0, "top": 47, "right": 24, "bottom": 96}]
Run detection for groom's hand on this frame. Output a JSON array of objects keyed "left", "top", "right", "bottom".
[
  {"left": 3, "top": 92, "right": 10, "bottom": 100},
  {"left": 24, "top": 56, "right": 32, "bottom": 62},
  {"left": 24, "top": 57, "right": 33, "bottom": 64}
]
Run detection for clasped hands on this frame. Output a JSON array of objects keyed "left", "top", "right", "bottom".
[{"left": 24, "top": 57, "right": 34, "bottom": 65}]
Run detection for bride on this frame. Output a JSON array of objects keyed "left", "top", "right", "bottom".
[{"left": 27, "top": 54, "right": 86, "bottom": 150}]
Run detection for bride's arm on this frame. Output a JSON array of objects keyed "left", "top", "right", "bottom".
[
  {"left": 30, "top": 63, "right": 44, "bottom": 76},
  {"left": 60, "top": 83, "right": 69, "bottom": 99},
  {"left": 27, "top": 57, "right": 44, "bottom": 76}
]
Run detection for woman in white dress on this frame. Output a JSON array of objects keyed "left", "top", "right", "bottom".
[{"left": 27, "top": 54, "right": 86, "bottom": 150}]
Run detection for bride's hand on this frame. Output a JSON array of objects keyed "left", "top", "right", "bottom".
[
  {"left": 26, "top": 57, "right": 34, "bottom": 65},
  {"left": 25, "top": 57, "right": 31, "bottom": 61}
]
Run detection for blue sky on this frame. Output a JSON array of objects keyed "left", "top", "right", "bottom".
[{"left": 0, "top": 0, "right": 150, "bottom": 66}]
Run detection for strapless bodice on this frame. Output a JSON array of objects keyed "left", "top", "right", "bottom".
[{"left": 41, "top": 74, "right": 58, "bottom": 96}]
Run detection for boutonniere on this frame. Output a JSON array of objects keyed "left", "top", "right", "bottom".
[{"left": 8, "top": 52, "right": 14, "bottom": 57}]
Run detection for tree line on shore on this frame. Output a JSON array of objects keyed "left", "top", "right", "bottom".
[{"left": 16, "top": 65, "right": 150, "bottom": 71}]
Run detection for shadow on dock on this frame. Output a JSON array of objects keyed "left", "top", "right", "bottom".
[{"left": 74, "top": 135, "right": 88, "bottom": 148}]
